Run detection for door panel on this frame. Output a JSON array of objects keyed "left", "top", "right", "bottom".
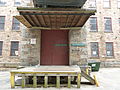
[{"left": 41, "top": 30, "right": 69, "bottom": 65}]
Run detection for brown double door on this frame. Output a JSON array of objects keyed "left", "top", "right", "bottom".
[{"left": 41, "top": 30, "right": 69, "bottom": 65}]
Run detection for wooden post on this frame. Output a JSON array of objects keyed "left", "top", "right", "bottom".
[
  {"left": 10, "top": 72, "right": 15, "bottom": 88},
  {"left": 22, "top": 74, "right": 26, "bottom": 88},
  {"left": 68, "top": 76, "right": 71, "bottom": 88},
  {"left": 44, "top": 75, "right": 48, "bottom": 88},
  {"left": 77, "top": 73, "right": 81, "bottom": 88},
  {"left": 33, "top": 74, "right": 37, "bottom": 88},
  {"left": 56, "top": 75, "right": 60, "bottom": 88},
  {"left": 93, "top": 75, "right": 99, "bottom": 87}
]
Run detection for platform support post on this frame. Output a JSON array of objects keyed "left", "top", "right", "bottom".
[
  {"left": 10, "top": 72, "right": 15, "bottom": 88},
  {"left": 33, "top": 74, "right": 37, "bottom": 88},
  {"left": 56, "top": 75, "right": 60, "bottom": 88},
  {"left": 44, "top": 75, "right": 48, "bottom": 88},
  {"left": 77, "top": 73, "right": 81, "bottom": 88},
  {"left": 22, "top": 74, "right": 26, "bottom": 88},
  {"left": 68, "top": 76, "right": 71, "bottom": 88}
]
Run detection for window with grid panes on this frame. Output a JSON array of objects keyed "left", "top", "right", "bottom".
[
  {"left": 103, "top": 0, "right": 110, "bottom": 8},
  {"left": 0, "top": 16, "right": 5, "bottom": 30},
  {"left": 91, "top": 42, "right": 99, "bottom": 57},
  {"left": 10, "top": 41, "right": 19, "bottom": 56},
  {"left": 14, "top": 0, "right": 21, "bottom": 6},
  {"left": 0, "top": 0, "right": 7, "bottom": 6},
  {"left": 104, "top": 17, "right": 112, "bottom": 32},
  {"left": 0, "top": 41, "right": 3, "bottom": 56},
  {"left": 90, "top": 17, "right": 97, "bottom": 31},
  {"left": 12, "top": 17, "right": 20, "bottom": 30},
  {"left": 106, "top": 42, "right": 114, "bottom": 56}
]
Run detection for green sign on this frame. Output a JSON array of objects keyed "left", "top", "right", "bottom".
[
  {"left": 71, "top": 43, "right": 86, "bottom": 47},
  {"left": 55, "top": 44, "right": 68, "bottom": 46}
]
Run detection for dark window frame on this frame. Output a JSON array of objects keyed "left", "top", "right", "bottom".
[
  {"left": 0, "top": 41, "right": 3, "bottom": 56},
  {"left": 90, "top": 42, "right": 99, "bottom": 57},
  {"left": 104, "top": 17, "right": 112, "bottom": 32},
  {"left": 0, "top": 16, "right": 5, "bottom": 30},
  {"left": 12, "top": 17, "right": 20, "bottom": 30},
  {"left": 10, "top": 41, "right": 19, "bottom": 56},
  {"left": 89, "top": 17, "right": 98, "bottom": 32},
  {"left": 106, "top": 42, "right": 114, "bottom": 57}
]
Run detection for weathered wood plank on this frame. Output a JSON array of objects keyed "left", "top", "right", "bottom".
[
  {"left": 14, "top": 16, "right": 32, "bottom": 28},
  {"left": 44, "top": 75, "right": 48, "bottom": 88},
  {"left": 33, "top": 74, "right": 37, "bottom": 88},
  {"left": 10, "top": 72, "right": 15, "bottom": 88},
  {"left": 22, "top": 74, "right": 26, "bottom": 88},
  {"left": 77, "top": 73, "right": 81, "bottom": 88},
  {"left": 68, "top": 76, "right": 71, "bottom": 88},
  {"left": 56, "top": 76, "right": 60, "bottom": 88}
]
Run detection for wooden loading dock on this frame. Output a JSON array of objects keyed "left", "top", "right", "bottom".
[
  {"left": 10, "top": 66, "right": 81, "bottom": 88},
  {"left": 11, "top": 6, "right": 96, "bottom": 88}
]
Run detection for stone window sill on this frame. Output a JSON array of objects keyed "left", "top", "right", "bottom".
[
  {"left": 12, "top": 30, "right": 21, "bottom": 32},
  {"left": 9, "top": 56, "right": 20, "bottom": 58},
  {"left": 104, "top": 56, "right": 114, "bottom": 59}
]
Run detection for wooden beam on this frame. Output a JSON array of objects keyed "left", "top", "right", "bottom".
[
  {"left": 22, "top": 74, "right": 26, "bottom": 88},
  {"left": 31, "top": 15, "right": 41, "bottom": 27},
  {"left": 25, "top": 15, "right": 36, "bottom": 26},
  {"left": 36, "top": 15, "right": 42, "bottom": 27},
  {"left": 68, "top": 76, "right": 71, "bottom": 88},
  {"left": 71, "top": 15, "right": 80, "bottom": 27},
  {"left": 76, "top": 15, "right": 89, "bottom": 26},
  {"left": 29, "top": 27, "right": 81, "bottom": 30},
  {"left": 56, "top": 76, "right": 60, "bottom": 88},
  {"left": 20, "top": 12, "right": 94, "bottom": 16},
  {"left": 17, "top": 7, "right": 96, "bottom": 13},
  {"left": 38, "top": 15, "right": 46, "bottom": 27},
  {"left": 69, "top": 15, "right": 76, "bottom": 27},
  {"left": 44, "top": 75, "right": 48, "bottom": 88},
  {"left": 14, "top": 16, "right": 32, "bottom": 28},
  {"left": 77, "top": 73, "right": 81, "bottom": 88},
  {"left": 33, "top": 74, "right": 37, "bottom": 88},
  {"left": 10, "top": 72, "right": 15, "bottom": 88}
]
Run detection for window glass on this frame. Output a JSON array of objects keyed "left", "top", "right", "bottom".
[
  {"left": 10, "top": 41, "right": 19, "bottom": 56},
  {"left": 90, "top": 17, "right": 97, "bottom": 31},
  {"left": 0, "top": 16, "right": 5, "bottom": 30},
  {"left": 12, "top": 17, "right": 20, "bottom": 30},
  {"left": 91, "top": 42, "right": 99, "bottom": 57},
  {"left": 104, "top": 17, "right": 112, "bottom": 32},
  {"left": 106, "top": 42, "right": 113, "bottom": 56}
]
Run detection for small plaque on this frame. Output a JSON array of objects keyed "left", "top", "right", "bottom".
[{"left": 30, "top": 38, "right": 36, "bottom": 44}]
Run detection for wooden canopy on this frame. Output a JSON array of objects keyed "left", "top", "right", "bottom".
[{"left": 15, "top": 7, "right": 96, "bottom": 30}]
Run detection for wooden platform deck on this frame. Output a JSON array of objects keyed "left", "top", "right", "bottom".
[{"left": 10, "top": 66, "right": 81, "bottom": 88}]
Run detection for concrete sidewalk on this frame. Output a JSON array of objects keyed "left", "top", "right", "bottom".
[{"left": 0, "top": 68, "right": 120, "bottom": 90}]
